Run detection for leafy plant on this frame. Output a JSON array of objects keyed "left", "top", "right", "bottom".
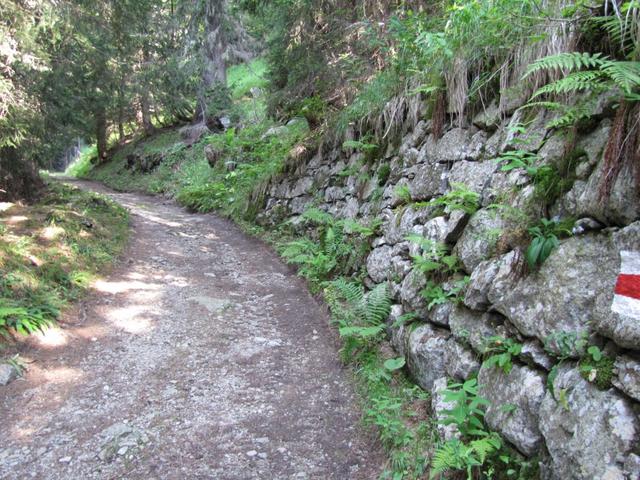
[
  {"left": 431, "top": 379, "right": 501, "bottom": 479},
  {"left": 280, "top": 209, "right": 377, "bottom": 290},
  {"left": 0, "top": 303, "right": 56, "bottom": 337},
  {"left": 578, "top": 345, "right": 615, "bottom": 390},
  {"left": 526, "top": 218, "right": 572, "bottom": 268},
  {"left": 421, "top": 277, "right": 469, "bottom": 310},
  {"left": 384, "top": 356, "right": 407, "bottom": 372},
  {"left": 394, "top": 184, "right": 412, "bottom": 205},
  {"left": 406, "top": 236, "right": 459, "bottom": 276},
  {"left": 342, "top": 138, "right": 379, "bottom": 155},
  {"left": 483, "top": 336, "right": 523, "bottom": 375},
  {"left": 424, "top": 183, "right": 480, "bottom": 215},
  {"left": 525, "top": 52, "right": 640, "bottom": 99},
  {"left": 325, "top": 280, "right": 391, "bottom": 357}
]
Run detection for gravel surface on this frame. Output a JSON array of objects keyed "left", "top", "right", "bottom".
[{"left": 0, "top": 179, "right": 383, "bottom": 480}]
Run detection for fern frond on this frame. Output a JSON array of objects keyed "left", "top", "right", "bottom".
[
  {"left": 523, "top": 52, "right": 608, "bottom": 79},
  {"left": 600, "top": 61, "right": 640, "bottom": 93},
  {"left": 469, "top": 435, "right": 501, "bottom": 464},
  {"left": 328, "top": 278, "right": 364, "bottom": 305},
  {"left": 300, "top": 207, "right": 333, "bottom": 226},
  {"left": 363, "top": 283, "right": 391, "bottom": 325},
  {"left": 530, "top": 70, "right": 607, "bottom": 98},
  {"left": 430, "top": 440, "right": 464, "bottom": 476}
]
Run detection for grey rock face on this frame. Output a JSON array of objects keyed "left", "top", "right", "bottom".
[
  {"left": 289, "top": 177, "right": 314, "bottom": 198},
  {"left": 324, "top": 186, "right": 346, "bottom": 202},
  {"left": 432, "top": 128, "right": 483, "bottom": 163},
  {"left": 366, "top": 246, "right": 394, "bottom": 284},
  {"left": 539, "top": 366, "right": 639, "bottom": 480},
  {"left": 0, "top": 363, "right": 18, "bottom": 386},
  {"left": 454, "top": 209, "right": 505, "bottom": 273},
  {"left": 493, "top": 234, "right": 618, "bottom": 352},
  {"left": 429, "top": 302, "right": 453, "bottom": 328},
  {"left": 408, "top": 163, "right": 447, "bottom": 201},
  {"left": 445, "top": 210, "right": 469, "bottom": 243},
  {"left": 400, "top": 269, "right": 428, "bottom": 316},
  {"left": 612, "top": 355, "right": 640, "bottom": 402},
  {"left": 449, "top": 305, "right": 504, "bottom": 354},
  {"left": 478, "top": 363, "right": 546, "bottom": 456},
  {"left": 594, "top": 223, "right": 640, "bottom": 349},
  {"left": 444, "top": 339, "right": 480, "bottom": 380},
  {"left": 422, "top": 216, "right": 448, "bottom": 244},
  {"left": 555, "top": 155, "right": 640, "bottom": 226},
  {"left": 520, "top": 341, "right": 555, "bottom": 371},
  {"left": 431, "top": 377, "right": 459, "bottom": 441},
  {"left": 447, "top": 160, "right": 497, "bottom": 196},
  {"left": 486, "top": 250, "right": 523, "bottom": 305},
  {"left": 406, "top": 323, "right": 450, "bottom": 391},
  {"left": 387, "top": 305, "right": 409, "bottom": 357},
  {"left": 472, "top": 100, "right": 501, "bottom": 131},
  {"left": 464, "top": 258, "right": 500, "bottom": 311},
  {"left": 383, "top": 206, "right": 432, "bottom": 245}
]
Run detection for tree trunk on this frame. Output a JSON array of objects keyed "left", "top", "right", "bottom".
[
  {"left": 96, "top": 107, "right": 108, "bottom": 164},
  {"left": 195, "top": 0, "right": 227, "bottom": 123},
  {"left": 141, "top": 91, "right": 154, "bottom": 135},
  {"left": 140, "top": 47, "right": 155, "bottom": 136},
  {"left": 118, "top": 76, "right": 126, "bottom": 141}
]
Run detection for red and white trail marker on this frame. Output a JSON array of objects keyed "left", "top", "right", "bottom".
[{"left": 612, "top": 251, "right": 640, "bottom": 319}]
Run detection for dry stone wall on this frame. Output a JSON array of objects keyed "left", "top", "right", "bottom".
[{"left": 254, "top": 99, "right": 640, "bottom": 479}]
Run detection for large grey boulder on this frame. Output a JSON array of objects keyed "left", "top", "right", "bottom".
[
  {"left": 478, "top": 363, "right": 546, "bottom": 457},
  {"left": 432, "top": 128, "right": 485, "bottom": 163},
  {"left": 429, "top": 302, "right": 453, "bottom": 328},
  {"left": 431, "top": 377, "right": 459, "bottom": 441},
  {"left": 383, "top": 206, "right": 432, "bottom": 245},
  {"left": 464, "top": 258, "right": 500, "bottom": 310},
  {"left": 399, "top": 269, "right": 428, "bottom": 317},
  {"left": 486, "top": 250, "right": 523, "bottom": 305},
  {"left": 493, "top": 235, "right": 614, "bottom": 348},
  {"left": 447, "top": 160, "right": 497, "bottom": 196},
  {"left": 454, "top": 209, "right": 505, "bottom": 273},
  {"left": 387, "top": 304, "right": 409, "bottom": 357},
  {"left": 494, "top": 226, "right": 640, "bottom": 353},
  {"left": 449, "top": 305, "right": 505, "bottom": 354},
  {"left": 612, "top": 354, "right": 640, "bottom": 402},
  {"left": 324, "top": 186, "right": 346, "bottom": 202},
  {"left": 366, "top": 246, "right": 394, "bottom": 284},
  {"left": 406, "top": 323, "right": 450, "bottom": 391},
  {"left": 539, "top": 366, "right": 639, "bottom": 480},
  {"left": 0, "top": 363, "right": 18, "bottom": 386},
  {"left": 444, "top": 338, "right": 480, "bottom": 380},
  {"left": 554, "top": 152, "right": 640, "bottom": 226},
  {"left": 472, "top": 100, "right": 501, "bottom": 131},
  {"left": 594, "top": 222, "right": 640, "bottom": 349},
  {"left": 408, "top": 163, "right": 447, "bottom": 201},
  {"left": 289, "top": 177, "right": 314, "bottom": 198}
]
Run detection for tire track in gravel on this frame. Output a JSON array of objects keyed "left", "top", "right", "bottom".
[{"left": 0, "top": 179, "right": 384, "bottom": 480}]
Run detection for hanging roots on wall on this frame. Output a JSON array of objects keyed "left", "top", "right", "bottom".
[
  {"left": 599, "top": 100, "right": 640, "bottom": 201},
  {"left": 431, "top": 90, "right": 447, "bottom": 140}
]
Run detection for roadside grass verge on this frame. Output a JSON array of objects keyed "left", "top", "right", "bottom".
[{"left": 0, "top": 181, "right": 129, "bottom": 339}]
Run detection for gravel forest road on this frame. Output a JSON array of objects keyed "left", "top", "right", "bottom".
[{"left": 0, "top": 179, "right": 383, "bottom": 480}]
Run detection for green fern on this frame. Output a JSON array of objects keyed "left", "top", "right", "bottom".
[
  {"left": 524, "top": 52, "right": 608, "bottom": 78},
  {"left": 524, "top": 51, "right": 640, "bottom": 98},
  {"left": 299, "top": 207, "right": 333, "bottom": 226},
  {"left": 326, "top": 281, "right": 391, "bottom": 355}
]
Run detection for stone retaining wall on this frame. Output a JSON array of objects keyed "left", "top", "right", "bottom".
[{"left": 254, "top": 98, "right": 640, "bottom": 479}]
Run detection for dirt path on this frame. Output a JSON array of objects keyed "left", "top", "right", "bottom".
[{"left": 0, "top": 180, "right": 383, "bottom": 480}]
